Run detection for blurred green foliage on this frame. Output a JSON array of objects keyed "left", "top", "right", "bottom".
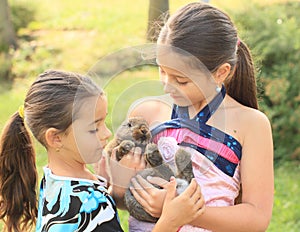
[
  {"left": 10, "top": 1, "right": 36, "bottom": 33},
  {"left": 232, "top": 1, "right": 300, "bottom": 163},
  {"left": 0, "top": 1, "right": 299, "bottom": 231},
  {"left": 0, "top": 0, "right": 36, "bottom": 80}
]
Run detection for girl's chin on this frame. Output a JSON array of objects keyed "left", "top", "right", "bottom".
[
  {"left": 171, "top": 97, "right": 191, "bottom": 106},
  {"left": 173, "top": 100, "right": 190, "bottom": 107},
  {"left": 82, "top": 154, "right": 103, "bottom": 164}
]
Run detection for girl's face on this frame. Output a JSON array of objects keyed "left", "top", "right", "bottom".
[
  {"left": 156, "top": 45, "right": 217, "bottom": 111},
  {"left": 159, "top": 65, "right": 214, "bottom": 111},
  {"left": 61, "top": 95, "right": 112, "bottom": 164}
]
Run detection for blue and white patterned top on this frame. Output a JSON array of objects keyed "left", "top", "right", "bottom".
[{"left": 36, "top": 167, "right": 123, "bottom": 232}]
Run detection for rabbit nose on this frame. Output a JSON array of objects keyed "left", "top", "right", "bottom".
[{"left": 140, "top": 126, "right": 148, "bottom": 134}]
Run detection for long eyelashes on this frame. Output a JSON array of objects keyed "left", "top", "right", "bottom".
[{"left": 89, "top": 129, "right": 99, "bottom": 134}]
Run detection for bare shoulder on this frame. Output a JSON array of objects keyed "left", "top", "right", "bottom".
[
  {"left": 240, "top": 106, "right": 272, "bottom": 131},
  {"left": 220, "top": 95, "right": 272, "bottom": 147},
  {"left": 237, "top": 105, "right": 273, "bottom": 150},
  {"left": 127, "top": 96, "right": 172, "bottom": 127}
]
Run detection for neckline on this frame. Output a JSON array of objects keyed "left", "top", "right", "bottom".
[
  {"left": 171, "top": 85, "right": 226, "bottom": 123},
  {"left": 43, "top": 166, "right": 107, "bottom": 186}
]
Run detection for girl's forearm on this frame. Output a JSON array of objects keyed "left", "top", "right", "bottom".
[
  {"left": 111, "top": 184, "right": 127, "bottom": 209},
  {"left": 152, "top": 216, "right": 180, "bottom": 232},
  {"left": 191, "top": 204, "right": 271, "bottom": 232}
]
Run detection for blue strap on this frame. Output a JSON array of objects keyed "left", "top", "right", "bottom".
[{"left": 171, "top": 85, "right": 226, "bottom": 123}]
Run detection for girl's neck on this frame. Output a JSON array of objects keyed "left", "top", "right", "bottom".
[
  {"left": 47, "top": 152, "right": 97, "bottom": 181},
  {"left": 188, "top": 90, "right": 225, "bottom": 118},
  {"left": 188, "top": 98, "right": 210, "bottom": 118}
]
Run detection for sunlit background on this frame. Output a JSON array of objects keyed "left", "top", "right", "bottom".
[{"left": 0, "top": 0, "right": 299, "bottom": 231}]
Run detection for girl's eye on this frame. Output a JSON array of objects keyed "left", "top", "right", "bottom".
[
  {"left": 177, "top": 81, "right": 188, "bottom": 85},
  {"left": 89, "top": 128, "right": 99, "bottom": 134},
  {"left": 176, "top": 78, "right": 188, "bottom": 85}
]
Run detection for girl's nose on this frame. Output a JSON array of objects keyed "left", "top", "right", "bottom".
[
  {"left": 162, "top": 78, "right": 176, "bottom": 94},
  {"left": 101, "top": 126, "right": 112, "bottom": 141}
]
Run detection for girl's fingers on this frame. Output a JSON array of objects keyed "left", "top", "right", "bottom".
[
  {"left": 163, "top": 177, "right": 177, "bottom": 203},
  {"left": 130, "top": 176, "right": 150, "bottom": 198},
  {"left": 135, "top": 175, "right": 155, "bottom": 190},
  {"left": 130, "top": 186, "right": 150, "bottom": 209},
  {"left": 111, "top": 148, "right": 117, "bottom": 161},
  {"left": 130, "top": 177, "right": 157, "bottom": 215},
  {"left": 182, "top": 178, "right": 198, "bottom": 198},
  {"left": 124, "top": 147, "right": 146, "bottom": 168},
  {"left": 190, "top": 181, "right": 202, "bottom": 202},
  {"left": 147, "top": 176, "right": 169, "bottom": 189},
  {"left": 189, "top": 181, "right": 205, "bottom": 218},
  {"left": 130, "top": 175, "right": 166, "bottom": 217},
  {"left": 133, "top": 147, "right": 146, "bottom": 169},
  {"left": 99, "top": 155, "right": 106, "bottom": 169},
  {"left": 194, "top": 201, "right": 206, "bottom": 218},
  {"left": 194, "top": 192, "right": 205, "bottom": 210},
  {"left": 133, "top": 147, "right": 142, "bottom": 159}
]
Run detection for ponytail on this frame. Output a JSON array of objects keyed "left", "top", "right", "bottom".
[
  {"left": 225, "top": 40, "right": 258, "bottom": 109},
  {"left": 0, "top": 112, "right": 37, "bottom": 232}
]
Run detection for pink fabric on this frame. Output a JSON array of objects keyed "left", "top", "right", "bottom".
[
  {"left": 152, "top": 128, "right": 239, "bottom": 164},
  {"left": 128, "top": 132, "right": 241, "bottom": 232}
]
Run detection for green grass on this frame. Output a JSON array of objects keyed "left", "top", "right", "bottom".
[
  {"left": 1, "top": 0, "right": 299, "bottom": 231},
  {"left": 269, "top": 162, "right": 300, "bottom": 231}
]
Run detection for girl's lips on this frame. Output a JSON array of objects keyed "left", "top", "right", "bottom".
[
  {"left": 97, "top": 144, "right": 106, "bottom": 151},
  {"left": 170, "top": 94, "right": 184, "bottom": 100},
  {"left": 170, "top": 94, "right": 180, "bottom": 99}
]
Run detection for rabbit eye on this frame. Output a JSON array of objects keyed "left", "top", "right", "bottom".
[{"left": 127, "top": 122, "right": 132, "bottom": 127}]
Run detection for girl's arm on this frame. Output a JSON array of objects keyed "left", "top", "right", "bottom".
[
  {"left": 189, "top": 110, "right": 274, "bottom": 231},
  {"left": 152, "top": 178, "right": 205, "bottom": 232},
  {"left": 128, "top": 98, "right": 172, "bottom": 128},
  {"left": 109, "top": 147, "right": 146, "bottom": 209}
]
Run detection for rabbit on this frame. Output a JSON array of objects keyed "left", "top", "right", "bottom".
[
  {"left": 124, "top": 143, "right": 194, "bottom": 222},
  {"left": 105, "top": 117, "right": 194, "bottom": 222},
  {"left": 105, "top": 117, "right": 152, "bottom": 161}
]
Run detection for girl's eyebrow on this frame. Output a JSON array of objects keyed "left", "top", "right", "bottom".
[
  {"left": 90, "top": 118, "right": 103, "bottom": 125},
  {"left": 159, "top": 66, "right": 186, "bottom": 77},
  {"left": 89, "top": 113, "right": 108, "bottom": 126}
]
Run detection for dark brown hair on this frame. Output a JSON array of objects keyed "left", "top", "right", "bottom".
[
  {"left": 158, "top": 2, "right": 258, "bottom": 109},
  {"left": 0, "top": 70, "right": 103, "bottom": 231}
]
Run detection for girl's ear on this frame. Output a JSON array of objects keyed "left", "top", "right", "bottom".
[
  {"left": 45, "top": 128, "right": 63, "bottom": 149},
  {"left": 213, "top": 63, "right": 231, "bottom": 85}
]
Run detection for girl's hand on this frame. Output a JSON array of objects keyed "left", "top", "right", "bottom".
[
  {"left": 163, "top": 177, "right": 205, "bottom": 226},
  {"left": 115, "top": 147, "right": 146, "bottom": 171},
  {"left": 94, "top": 147, "right": 146, "bottom": 186},
  {"left": 94, "top": 154, "right": 110, "bottom": 181},
  {"left": 110, "top": 147, "right": 146, "bottom": 187},
  {"left": 109, "top": 147, "right": 146, "bottom": 209},
  {"left": 153, "top": 177, "right": 205, "bottom": 231},
  {"left": 130, "top": 175, "right": 170, "bottom": 217}
]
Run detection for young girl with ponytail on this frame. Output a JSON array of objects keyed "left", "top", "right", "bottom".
[
  {"left": 127, "top": 2, "right": 274, "bottom": 231},
  {"left": 0, "top": 70, "right": 204, "bottom": 232}
]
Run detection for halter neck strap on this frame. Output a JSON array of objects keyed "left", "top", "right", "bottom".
[{"left": 171, "top": 85, "right": 226, "bottom": 123}]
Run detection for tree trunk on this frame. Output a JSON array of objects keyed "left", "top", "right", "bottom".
[
  {"left": 0, "top": 0, "right": 17, "bottom": 52},
  {"left": 147, "top": 0, "right": 169, "bottom": 42}
]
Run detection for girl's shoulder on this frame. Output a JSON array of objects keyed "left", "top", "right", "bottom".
[
  {"left": 223, "top": 96, "right": 272, "bottom": 145},
  {"left": 240, "top": 104, "right": 271, "bottom": 128},
  {"left": 127, "top": 95, "right": 172, "bottom": 127},
  {"left": 234, "top": 103, "right": 272, "bottom": 147},
  {"left": 226, "top": 95, "right": 271, "bottom": 127}
]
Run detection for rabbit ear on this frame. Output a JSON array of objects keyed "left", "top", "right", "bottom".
[
  {"left": 175, "top": 178, "right": 189, "bottom": 195},
  {"left": 144, "top": 143, "right": 163, "bottom": 167},
  {"left": 175, "top": 148, "right": 194, "bottom": 183}
]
